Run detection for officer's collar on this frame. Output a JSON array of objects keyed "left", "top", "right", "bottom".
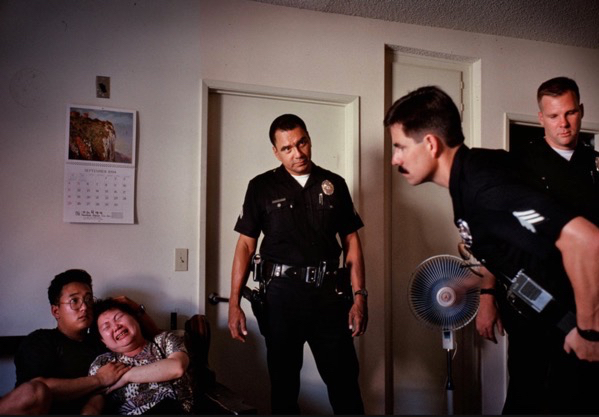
[
  {"left": 275, "top": 163, "right": 321, "bottom": 183},
  {"left": 449, "top": 145, "right": 469, "bottom": 189}
]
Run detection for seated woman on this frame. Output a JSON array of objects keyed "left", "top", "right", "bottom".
[{"left": 81, "top": 298, "right": 194, "bottom": 415}]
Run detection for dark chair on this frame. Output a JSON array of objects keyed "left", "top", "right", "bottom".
[{"left": 184, "top": 314, "right": 257, "bottom": 415}]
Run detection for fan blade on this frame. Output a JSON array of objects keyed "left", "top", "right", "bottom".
[{"left": 408, "top": 255, "right": 480, "bottom": 330}]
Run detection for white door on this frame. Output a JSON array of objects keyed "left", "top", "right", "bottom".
[
  {"left": 388, "top": 53, "right": 481, "bottom": 414},
  {"left": 204, "top": 85, "right": 357, "bottom": 414}
]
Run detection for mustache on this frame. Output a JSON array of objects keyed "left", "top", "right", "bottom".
[{"left": 397, "top": 166, "right": 408, "bottom": 174}]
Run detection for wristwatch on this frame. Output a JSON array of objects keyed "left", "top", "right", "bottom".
[
  {"left": 577, "top": 326, "right": 599, "bottom": 342},
  {"left": 354, "top": 289, "right": 368, "bottom": 298},
  {"left": 479, "top": 288, "right": 496, "bottom": 296}
]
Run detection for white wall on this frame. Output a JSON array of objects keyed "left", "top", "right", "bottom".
[
  {"left": 1, "top": 0, "right": 598, "bottom": 414},
  {"left": 0, "top": 0, "right": 202, "bottom": 390},
  {"left": 198, "top": 0, "right": 599, "bottom": 414}
]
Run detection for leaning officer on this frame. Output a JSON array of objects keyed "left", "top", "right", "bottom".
[
  {"left": 385, "top": 85, "right": 599, "bottom": 414},
  {"left": 228, "top": 113, "right": 367, "bottom": 415}
]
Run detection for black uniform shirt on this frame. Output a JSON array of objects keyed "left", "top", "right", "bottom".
[
  {"left": 511, "top": 138, "right": 599, "bottom": 224},
  {"left": 234, "top": 164, "right": 363, "bottom": 266},
  {"left": 449, "top": 145, "right": 578, "bottom": 305}
]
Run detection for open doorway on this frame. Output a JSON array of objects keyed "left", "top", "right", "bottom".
[{"left": 200, "top": 80, "right": 360, "bottom": 414}]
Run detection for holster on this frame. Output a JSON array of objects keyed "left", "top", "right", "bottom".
[
  {"left": 241, "top": 254, "right": 269, "bottom": 336},
  {"left": 335, "top": 266, "right": 353, "bottom": 305}
]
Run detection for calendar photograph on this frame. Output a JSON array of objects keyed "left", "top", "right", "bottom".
[{"left": 66, "top": 104, "right": 136, "bottom": 166}]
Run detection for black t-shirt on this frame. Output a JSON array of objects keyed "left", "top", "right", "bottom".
[
  {"left": 234, "top": 164, "right": 363, "bottom": 265},
  {"left": 14, "top": 328, "right": 107, "bottom": 414},
  {"left": 449, "top": 145, "right": 578, "bottom": 308}
]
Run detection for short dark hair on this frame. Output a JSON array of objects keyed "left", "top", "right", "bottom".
[
  {"left": 48, "top": 269, "right": 93, "bottom": 305},
  {"left": 537, "top": 76, "right": 580, "bottom": 104},
  {"left": 91, "top": 297, "right": 141, "bottom": 338},
  {"left": 268, "top": 114, "right": 308, "bottom": 146},
  {"left": 384, "top": 85, "right": 465, "bottom": 148}
]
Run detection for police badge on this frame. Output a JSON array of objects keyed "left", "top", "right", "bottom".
[{"left": 321, "top": 180, "right": 334, "bottom": 195}]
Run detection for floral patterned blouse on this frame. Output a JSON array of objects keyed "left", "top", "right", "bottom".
[{"left": 88, "top": 331, "right": 194, "bottom": 415}]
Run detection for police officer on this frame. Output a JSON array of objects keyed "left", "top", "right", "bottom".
[
  {"left": 228, "top": 114, "right": 367, "bottom": 415},
  {"left": 517, "top": 76, "right": 599, "bottom": 223},
  {"left": 475, "top": 76, "right": 599, "bottom": 414},
  {"left": 384, "top": 86, "right": 599, "bottom": 414}
]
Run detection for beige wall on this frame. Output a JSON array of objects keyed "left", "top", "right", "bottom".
[
  {"left": 197, "top": 0, "right": 599, "bottom": 413},
  {"left": 1, "top": 0, "right": 598, "bottom": 413},
  {"left": 0, "top": 0, "right": 202, "bottom": 394}
]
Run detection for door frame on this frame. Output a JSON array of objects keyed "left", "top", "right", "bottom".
[
  {"left": 384, "top": 48, "right": 484, "bottom": 414},
  {"left": 198, "top": 79, "right": 360, "bottom": 313}
]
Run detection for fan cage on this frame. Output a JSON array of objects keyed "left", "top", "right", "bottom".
[{"left": 408, "top": 254, "right": 480, "bottom": 331}]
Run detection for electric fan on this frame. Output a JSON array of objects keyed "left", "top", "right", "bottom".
[{"left": 407, "top": 254, "right": 481, "bottom": 415}]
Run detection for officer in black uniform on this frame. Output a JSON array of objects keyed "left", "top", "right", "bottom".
[
  {"left": 476, "top": 77, "right": 599, "bottom": 413},
  {"left": 384, "top": 85, "right": 599, "bottom": 414},
  {"left": 228, "top": 114, "right": 367, "bottom": 415},
  {"left": 515, "top": 76, "right": 599, "bottom": 223}
]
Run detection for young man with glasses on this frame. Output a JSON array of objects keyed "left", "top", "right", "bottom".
[{"left": 13, "top": 269, "right": 150, "bottom": 414}]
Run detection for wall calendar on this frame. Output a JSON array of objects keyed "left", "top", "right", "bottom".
[{"left": 63, "top": 105, "right": 137, "bottom": 224}]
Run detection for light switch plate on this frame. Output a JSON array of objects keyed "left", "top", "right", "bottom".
[
  {"left": 175, "top": 248, "right": 188, "bottom": 271},
  {"left": 96, "top": 76, "right": 110, "bottom": 98}
]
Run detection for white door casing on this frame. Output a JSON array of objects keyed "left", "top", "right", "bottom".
[
  {"left": 199, "top": 80, "right": 359, "bottom": 414},
  {"left": 386, "top": 50, "right": 485, "bottom": 414}
]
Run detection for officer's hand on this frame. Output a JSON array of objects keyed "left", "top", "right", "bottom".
[
  {"left": 349, "top": 297, "right": 368, "bottom": 337},
  {"left": 228, "top": 304, "right": 248, "bottom": 342},
  {"left": 564, "top": 328, "right": 599, "bottom": 361},
  {"left": 475, "top": 295, "right": 504, "bottom": 344}
]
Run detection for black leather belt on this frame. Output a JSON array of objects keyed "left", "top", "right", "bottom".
[{"left": 262, "top": 260, "right": 339, "bottom": 287}]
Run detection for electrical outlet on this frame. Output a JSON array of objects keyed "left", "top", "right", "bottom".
[{"left": 175, "top": 248, "right": 188, "bottom": 271}]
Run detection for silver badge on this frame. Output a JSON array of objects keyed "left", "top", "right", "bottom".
[
  {"left": 321, "top": 180, "right": 334, "bottom": 195},
  {"left": 595, "top": 156, "right": 599, "bottom": 172}
]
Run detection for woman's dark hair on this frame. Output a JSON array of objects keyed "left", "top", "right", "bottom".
[{"left": 91, "top": 298, "right": 148, "bottom": 339}]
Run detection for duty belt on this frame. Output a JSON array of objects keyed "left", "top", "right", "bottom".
[{"left": 262, "top": 259, "right": 339, "bottom": 287}]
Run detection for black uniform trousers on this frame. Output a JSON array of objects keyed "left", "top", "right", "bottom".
[
  {"left": 498, "top": 299, "right": 599, "bottom": 415},
  {"left": 263, "top": 276, "right": 364, "bottom": 415}
]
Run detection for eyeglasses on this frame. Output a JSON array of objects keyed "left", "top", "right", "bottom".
[{"left": 59, "top": 295, "right": 97, "bottom": 311}]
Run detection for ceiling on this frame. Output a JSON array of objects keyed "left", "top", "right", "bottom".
[{"left": 251, "top": 0, "right": 599, "bottom": 50}]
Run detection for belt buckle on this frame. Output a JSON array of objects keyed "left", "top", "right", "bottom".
[{"left": 314, "top": 261, "right": 328, "bottom": 287}]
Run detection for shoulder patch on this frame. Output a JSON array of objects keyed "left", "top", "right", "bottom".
[{"left": 513, "top": 209, "right": 545, "bottom": 233}]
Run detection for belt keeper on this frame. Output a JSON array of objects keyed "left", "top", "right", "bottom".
[{"left": 317, "top": 261, "right": 328, "bottom": 287}]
